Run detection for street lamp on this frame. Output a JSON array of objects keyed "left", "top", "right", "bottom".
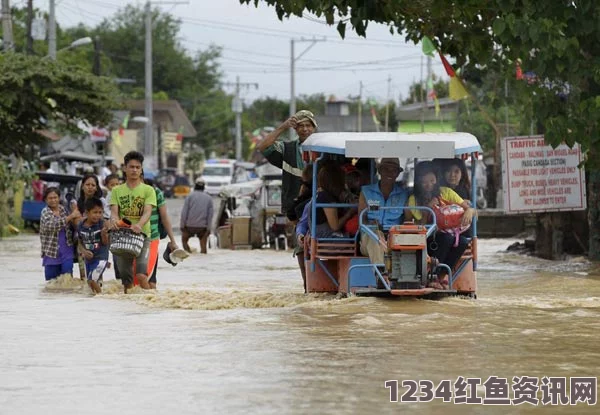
[{"left": 44, "top": 37, "right": 93, "bottom": 59}]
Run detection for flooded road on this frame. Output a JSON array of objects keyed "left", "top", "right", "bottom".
[{"left": 1, "top": 229, "right": 599, "bottom": 414}]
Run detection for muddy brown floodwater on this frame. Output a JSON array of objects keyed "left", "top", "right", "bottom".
[{"left": 1, "top": 233, "right": 599, "bottom": 414}]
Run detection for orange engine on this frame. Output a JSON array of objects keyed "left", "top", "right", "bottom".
[
  {"left": 385, "top": 223, "right": 429, "bottom": 289},
  {"left": 388, "top": 223, "right": 428, "bottom": 251}
]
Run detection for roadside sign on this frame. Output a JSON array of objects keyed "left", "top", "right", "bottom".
[
  {"left": 32, "top": 18, "right": 47, "bottom": 41},
  {"left": 501, "top": 135, "right": 586, "bottom": 214}
]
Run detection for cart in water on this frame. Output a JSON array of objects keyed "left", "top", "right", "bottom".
[{"left": 301, "top": 132, "right": 481, "bottom": 299}]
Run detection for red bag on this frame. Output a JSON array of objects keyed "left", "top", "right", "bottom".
[
  {"left": 433, "top": 202, "right": 464, "bottom": 231},
  {"left": 344, "top": 214, "right": 359, "bottom": 235},
  {"left": 433, "top": 199, "right": 470, "bottom": 246}
]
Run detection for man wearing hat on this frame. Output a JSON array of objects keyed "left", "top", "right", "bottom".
[
  {"left": 256, "top": 110, "right": 317, "bottom": 214},
  {"left": 357, "top": 158, "right": 409, "bottom": 267},
  {"left": 180, "top": 177, "right": 214, "bottom": 254}
]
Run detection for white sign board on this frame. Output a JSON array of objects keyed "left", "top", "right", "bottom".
[
  {"left": 32, "top": 18, "right": 47, "bottom": 41},
  {"left": 501, "top": 135, "right": 586, "bottom": 214}
]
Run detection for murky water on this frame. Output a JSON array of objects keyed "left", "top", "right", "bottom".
[{"left": 1, "top": 233, "right": 599, "bottom": 414}]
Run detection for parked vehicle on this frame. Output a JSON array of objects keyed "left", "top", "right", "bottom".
[
  {"left": 202, "top": 159, "right": 237, "bottom": 196},
  {"left": 172, "top": 175, "right": 192, "bottom": 198},
  {"left": 202, "top": 159, "right": 256, "bottom": 196}
]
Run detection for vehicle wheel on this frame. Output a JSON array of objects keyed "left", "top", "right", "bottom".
[{"left": 32, "top": 221, "right": 40, "bottom": 233}]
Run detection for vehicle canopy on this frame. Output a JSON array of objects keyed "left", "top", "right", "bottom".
[{"left": 301, "top": 132, "right": 482, "bottom": 159}]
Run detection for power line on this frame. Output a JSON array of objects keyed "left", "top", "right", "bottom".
[{"left": 178, "top": 16, "right": 413, "bottom": 47}]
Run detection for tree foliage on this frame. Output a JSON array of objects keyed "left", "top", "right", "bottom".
[
  {"left": 0, "top": 54, "right": 119, "bottom": 156},
  {"left": 402, "top": 74, "right": 449, "bottom": 105},
  {"left": 241, "top": 0, "right": 600, "bottom": 166}
]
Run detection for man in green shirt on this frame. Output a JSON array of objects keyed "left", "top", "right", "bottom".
[{"left": 109, "top": 151, "right": 157, "bottom": 292}]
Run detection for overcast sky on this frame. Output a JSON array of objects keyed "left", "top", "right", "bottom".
[{"left": 37, "top": 0, "right": 448, "bottom": 106}]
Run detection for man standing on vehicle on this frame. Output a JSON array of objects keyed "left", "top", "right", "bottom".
[
  {"left": 109, "top": 151, "right": 156, "bottom": 293},
  {"left": 180, "top": 178, "right": 214, "bottom": 254},
  {"left": 256, "top": 110, "right": 317, "bottom": 214}
]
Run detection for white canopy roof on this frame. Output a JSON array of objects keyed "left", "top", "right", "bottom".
[{"left": 301, "top": 132, "right": 482, "bottom": 158}]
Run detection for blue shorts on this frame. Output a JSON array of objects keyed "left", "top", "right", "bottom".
[
  {"left": 44, "top": 260, "right": 74, "bottom": 281},
  {"left": 85, "top": 259, "right": 109, "bottom": 283}
]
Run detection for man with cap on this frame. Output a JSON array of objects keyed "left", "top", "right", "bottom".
[
  {"left": 180, "top": 177, "right": 214, "bottom": 254},
  {"left": 357, "top": 158, "right": 409, "bottom": 267},
  {"left": 256, "top": 110, "right": 317, "bottom": 214}
]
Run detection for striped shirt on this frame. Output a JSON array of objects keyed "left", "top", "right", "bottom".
[{"left": 149, "top": 187, "right": 166, "bottom": 241}]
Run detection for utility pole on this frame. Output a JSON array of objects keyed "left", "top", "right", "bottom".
[
  {"left": 48, "top": 0, "right": 56, "bottom": 59},
  {"left": 358, "top": 81, "right": 363, "bottom": 132},
  {"left": 290, "top": 37, "right": 325, "bottom": 135},
  {"left": 26, "top": 0, "right": 33, "bottom": 54},
  {"left": 225, "top": 76, "right": 258, "bottom": 161},
  {"left": 426, "top": 56, "right": 432, "bottom": 103},
  {"left": 420, "top": 56, "right": 425, "bottom": 132},
  {"left": 144, "top": 1, "right": 153, "bottom": 166},
  {"left": 143, "top": 0, "right": 188, "bottom": 170},
  {"left": 385, "top": 75, "right": 391, "bottom": 132},
  {"left": 93, "top": 36, "right": 101, "bottom": 76},
  {"left": 1, "top": 0, "right": 14, "bottom": 51}
]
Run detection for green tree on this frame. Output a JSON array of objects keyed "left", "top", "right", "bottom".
[
  {"left": 243, "top": 0, "right": 600, "bottom": 259},
  {"left": 0, "top": 54, "right": 119, "bottom": 156},
  {"left": 402, "top": 74, "right": 449, "bottom": 105}
]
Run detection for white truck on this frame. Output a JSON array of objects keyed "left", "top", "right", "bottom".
[{"left": 201, "top": 159, "right": 255, "bottom": 196}]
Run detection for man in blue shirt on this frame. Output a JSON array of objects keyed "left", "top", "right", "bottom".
[{"left": 357, "top": 158, "right": 409, "bottom": 265}]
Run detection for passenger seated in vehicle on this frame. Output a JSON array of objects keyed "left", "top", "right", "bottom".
[
  {"left": 439, "top": 158, "right": 471, "bottom": 201},
  {"left": 405, "top": 161, "right": 476, "bottom": 290},
  {"left": 309, "top": 160, "right": 356, "bottom": 238},
  {"left": 358, "top": 158, "right": 409, "bottom": 265},
  {"left": 439, "top": 158, "right": 473, "bottom": 236}
]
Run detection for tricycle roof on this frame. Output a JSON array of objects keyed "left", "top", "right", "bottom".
[{"left": 301, "top": 132, "right": 482, "bottom": 158}]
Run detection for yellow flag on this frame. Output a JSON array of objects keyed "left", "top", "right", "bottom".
[
  {"left": 434, "top": 97, "right": 441, "bottom": 117},
  {"left": 449, "top": 77, "right": 469, "bottom": 101}
]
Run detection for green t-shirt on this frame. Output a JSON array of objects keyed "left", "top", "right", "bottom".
[
  {"left": 149, "top": 187, "right": 166, "bottom": 240},
  {"left": 110, "top": 183, "right": 157, "bottom": 237}
]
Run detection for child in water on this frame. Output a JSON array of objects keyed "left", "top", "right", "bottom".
[{"left": 77, "top": 198, "right": 110, "bottom": 294}]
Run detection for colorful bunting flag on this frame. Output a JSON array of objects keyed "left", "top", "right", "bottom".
[
  {"left": 439, "top": 54, "right": 469, "bottom": 101},
  {"left": 370, "top": 107, "right": 380, "bottom": 125},
  {"left": 119, "top": 113, "right": 130, "bottom": 136},
  {"left": 516, "top": 60, "right": 523, "bottom": 80},
  {"left": 176, "top": 126, "right": 184, "bottom": 142},
  {"left": 421, "top": 36, "right": 436, "bottom": 57}
]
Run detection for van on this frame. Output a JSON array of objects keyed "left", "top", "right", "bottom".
[{"left": 202, "top": 159, "right": 237, "bottom": 195}]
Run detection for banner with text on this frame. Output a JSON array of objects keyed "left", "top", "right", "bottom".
[{"left": 502, "top": 136, "right": 586, "bottom": 214}]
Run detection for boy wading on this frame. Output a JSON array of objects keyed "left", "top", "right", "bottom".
[{"left": 109, "top": 152, "right": 157, "bottom": 293}]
